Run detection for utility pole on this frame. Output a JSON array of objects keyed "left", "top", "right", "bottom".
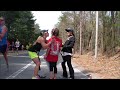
[{"left": 79, "top": 11, "right": 82, "bottom": 55}]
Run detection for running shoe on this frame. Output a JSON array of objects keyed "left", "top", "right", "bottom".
[{"left": 32, "top": 76, "right": 40, "bottom": 79}]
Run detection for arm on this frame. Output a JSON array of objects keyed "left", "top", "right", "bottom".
[
  {"left": 60, "top": 40, "right": 63, "bottom": 51},
  {"left": 39, "top": 37, "right": 52, "bottom": 49},
  {"left": 64, "top": 37, "right": 75, "bottom": 48},
  {"left": 44, "top": 38, "right": 54, "bottom": 59},
  {"left": 32, "top": 36, "right": 41, "bottom": 46},
  {"left": 44, "top": 47, "right": 50, "bottom": 59},
  {"left": 0, "top": 26, "right": 7, "bottom": 39}
]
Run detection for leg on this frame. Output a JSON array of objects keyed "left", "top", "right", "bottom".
[
  {"left": 28, "top": 51, "right": 41, "bottom": 79},
  {"left": 66, "top": 55, "right": 74, "bottom": 79},
  {"left": 12, "top": 47, "right": 13, "bottom": 52},
  {"left": 3, "top": 51, "right": 9, "bottom": 68},
  {"left": 12, "top": 46, "right": 15, "bottom": 53},
  {"left": 1, "top": 45, "right": 9, "bottom": 68},
  {"left": 33, "top": 58, "right": 41, "bottom": 77},
  {"left": 61, "top": 56, "right": 68, "bottom": 78},
  {"left": 16, "top": 47, "right": 19, "bottom": 55},
  {"left": 53, "top": 62, "right": 57, "bottom": 79},
  {"left": 49, "top": 62, "right": 54, "bottom": 79}
]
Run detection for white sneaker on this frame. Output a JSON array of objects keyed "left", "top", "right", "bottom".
[{"left": 32, "top": 76, "right": 40, "bottom": 79}]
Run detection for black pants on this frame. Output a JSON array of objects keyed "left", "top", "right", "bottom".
[
  {"left": 49, "top": 62, "right": 57, "bottom": 74},
  {"left": 61, "top": 55, "right": 74, "bottom": 78}
]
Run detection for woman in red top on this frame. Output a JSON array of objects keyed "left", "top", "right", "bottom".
[{"left": 45, "top": 28, "right": 62, "bottom": 79}]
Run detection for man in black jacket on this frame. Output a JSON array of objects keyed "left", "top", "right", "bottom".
[{"left": 61, "top": 28, "right": 75, "bottom": 79}]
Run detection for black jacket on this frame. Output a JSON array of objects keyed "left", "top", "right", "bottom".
[{"left": 62, "top": 36, "right": 75, "bottom": 53}]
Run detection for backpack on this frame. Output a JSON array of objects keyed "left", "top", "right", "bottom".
[{"left": 49, "top": 40, "right": 60, "bottom": 56}]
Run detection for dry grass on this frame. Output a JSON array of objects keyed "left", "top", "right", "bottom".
[{"left": 72, "top": 52, "right": 120, "bottom": 79}]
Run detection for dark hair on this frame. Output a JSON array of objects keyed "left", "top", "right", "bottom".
[{"left": 51, "top": 28, "right": 59, "bottom": 36}]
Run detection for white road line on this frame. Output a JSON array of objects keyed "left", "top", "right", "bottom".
[
  {"left": 6, "top": 61, "right": 33, "bottom": 79},
  {"left": 8, "top": 56, "right": 29, "bottom": 58}
]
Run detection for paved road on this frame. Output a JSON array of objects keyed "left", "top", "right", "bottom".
[{"left": 0, "top": 50, "right": 90, "bottom": 79}]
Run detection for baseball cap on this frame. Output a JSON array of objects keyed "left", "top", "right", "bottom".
[
  {"left": 40, "top": 30, "right": 48, "bottom": 33},
  {"left": 65, "top": 28, "right": 74, "bottom": 33},
  {"left": 40, "top": 30, "right": 48, "bottom": 36}
]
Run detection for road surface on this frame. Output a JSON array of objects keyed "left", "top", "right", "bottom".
[{"left": 0, "top": 50, "right": 90, "bottom": 79}]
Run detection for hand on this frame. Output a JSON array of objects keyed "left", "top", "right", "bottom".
[
  {"left": 44, "top": 55, "right": 47, "bottom": 59},
  {"left": 50, "top": 38, "right": 55, "bottom": 44},
  {"left": 49, "top": 39, "right": 53, "bottom": 44}
]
